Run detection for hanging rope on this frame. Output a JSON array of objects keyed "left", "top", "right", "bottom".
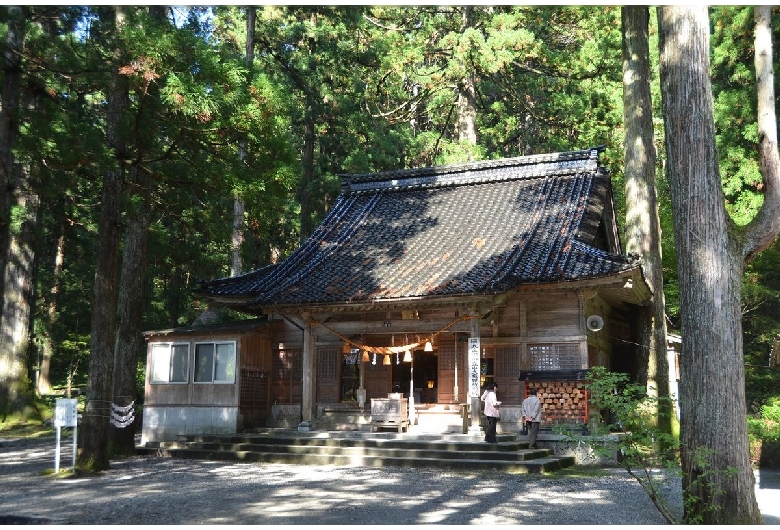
[{"left": 313, "top": 314, "right": 471, "bottom": 355}]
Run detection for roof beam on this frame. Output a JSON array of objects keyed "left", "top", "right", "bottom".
[{"left": 311, "top": 318, "right": 473, "bottom": 336}]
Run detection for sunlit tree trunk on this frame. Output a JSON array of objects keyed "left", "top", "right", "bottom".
[
  {"left": 658, "top": 5, "right": 780, "bottom": 523},
  {"left": 455, "top": 7, "right": 477, "bottom": 152},
  {"left": 621, "top": 6, "right": 672, "bottom": 435}
]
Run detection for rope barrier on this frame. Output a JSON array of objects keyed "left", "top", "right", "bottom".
[{"left": 313, "top": 314, "right": 471, "bottom": 355}]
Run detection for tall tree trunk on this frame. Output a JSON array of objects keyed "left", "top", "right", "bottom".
[
  {"left": 747, "top": 7, "right": 780, "bottom": 258},
  {"left": 0, "top": 6, "right": 25, "bottom": 299},
  {"left": 231, "top": 6, "right": 255, "bottom": 276},
  {"left": 37, "top": 223, "right": 66, "bottom": 395},
  {"left": 79, "top": 6, "right": 128, "bottom": 471},
  {"left": 621, "top": 6, "right": 673, "bottom": 436},
  {"left": 109, "top": 4, "right": 171, "bottom": 457},
  {"left": 456, "top": 76, "right": 477, "bottom": 146},
  {"left": 657, "top": 6, "right": 777, "bottom": 523},
  {"left": 455, "top": 8, "right": 477, "bottom": 152},
  {"left": 297, "top": 10, "right": 320, "bottom": 244},
  {"left": 0, "top": 163, "right": 39, "bottom": 414},
  {"left": 299, "top": 94, "right": 316, "bottom": 243},
  {"left": 110, "top": 167, "right": 150, "bottom": 456},
  {"left": 0, "top": 6, "right": 27, "bottom": 416}
]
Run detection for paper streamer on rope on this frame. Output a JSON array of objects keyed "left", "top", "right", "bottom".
[
  {"left": 110, "top": 400, "right": 135, "bottom": 428},
  {"left": 313, "top": 314, "right": 471, "bottom": 354}
]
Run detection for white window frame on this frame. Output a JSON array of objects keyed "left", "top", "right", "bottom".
[
  {"left": 194, "top": 341, "right": 237, "bottom": 384},
  {"left": 150, "top": 342, "right": 190, "bottom": 384}
]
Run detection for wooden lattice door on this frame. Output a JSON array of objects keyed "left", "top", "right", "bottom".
[{"left": 240, "top": 368, "right": 269, "bottom": 428}]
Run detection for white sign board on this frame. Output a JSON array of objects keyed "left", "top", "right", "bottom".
[
  {"left": 468, "top": 337, "right": 481, "bottom": 396},
  {"left": 54, "top": 398, "right": 78, "bottom": 428},
  {"left": 54, "top": 398, "right": 78, "bottom": 473}
]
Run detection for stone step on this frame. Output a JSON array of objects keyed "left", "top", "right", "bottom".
[
  {"left": 145, "top": 440, "right": 551, "bottom": 462},
  {"left": 136, "top": 432, "right": 575, "bottom": 474}
]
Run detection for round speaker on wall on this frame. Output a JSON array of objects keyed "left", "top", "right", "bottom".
[{"left": 586, "top": 315, "right": 604, "bottom": 332}]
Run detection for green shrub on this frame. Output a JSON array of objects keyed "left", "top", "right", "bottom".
[
  {"left": 748, "top": 396, "right": 780, "bottom": 468},
  {"left": 748, "top": 396, "right": 780, "bottom": 442},
  {"left": 560, "top": 367, "right": 681, "bottom": 524}
]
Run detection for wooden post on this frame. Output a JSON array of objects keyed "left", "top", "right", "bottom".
[{"left": 299, "top": 314, "right": 315, "bottom": 431}]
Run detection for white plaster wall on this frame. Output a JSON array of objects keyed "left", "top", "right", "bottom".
[{"left": 141, "top": 406, "right": 238, "bottom": 444}]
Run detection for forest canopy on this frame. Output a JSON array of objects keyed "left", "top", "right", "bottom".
[{"left": 0, "top": 4, "right": 776, "bottom": 438}]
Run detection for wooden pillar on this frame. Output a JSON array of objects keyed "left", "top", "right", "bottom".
[
  {"left": 357, "top": 356, "right": 367, "bottom": 411},
  {"left": 298, "top": 313, "right": 316, "bottom": 431}
]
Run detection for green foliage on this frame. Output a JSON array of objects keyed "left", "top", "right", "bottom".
[
  {"left": 563, "top": 367, "right": 681, "bottom": 524},
  {"left": 711, "top": 6, "right": 765, "bottom": 226},
  {"left": 748, "top": 396, "right": 780, "bottom": 443},
  {"left": 579, "top": 368, "right": 753, "bottom": 524},
  {"left": 0, "top": 8, "right": 777, "bottom": 468},
  {"left": 681, "top": 446, "right": 741, "bottom": 525},
  {"left": 741, "top": 240, "right": 780, "bottom": 412},
  {"left": 584, "top": 367, "right": 679, "bottom": 456},
  {"left": 363, "top": 6, "right": 625, "bottom": 165}
]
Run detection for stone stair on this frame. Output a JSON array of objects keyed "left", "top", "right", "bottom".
[{"left": 136, "top": 430, "right": 575, "bottom": 474}]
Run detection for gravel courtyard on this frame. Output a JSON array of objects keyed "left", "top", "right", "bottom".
[{"left": 1, "top": 435, "right": 778, "bottom": 525}]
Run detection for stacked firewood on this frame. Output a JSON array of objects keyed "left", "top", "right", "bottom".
[{"left": 526, "top": 380, "right": 588, "bottom": 425}]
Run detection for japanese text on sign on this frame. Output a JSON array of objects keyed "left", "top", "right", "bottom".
[
  {"left": 55, "top": 398, "right": 78, "bottom": 428},
  {"left": 468, "top": 337, "right": 480, "bottom": 396}
]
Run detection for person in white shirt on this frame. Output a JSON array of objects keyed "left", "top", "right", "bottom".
[
  {"left": 482, "top": 382, "right": 501, "bottom": 443},
  {"left": 521, "top": 387, "right": 542, "bottom": 449}
]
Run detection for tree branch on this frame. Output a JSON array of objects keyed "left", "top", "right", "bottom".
[{"left": 744, "top": 6, "right": 780, "bottom": 262}]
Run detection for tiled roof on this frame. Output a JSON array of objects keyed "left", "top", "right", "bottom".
[
  {"left": 198, "top": 148, "right": 641, "bottom": 307},
  {"left": 142, "top": 317, "right": 270, "bottom": 338}
]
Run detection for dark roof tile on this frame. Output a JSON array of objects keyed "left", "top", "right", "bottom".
[{"left": 198, "top": 148, "right": 641, "bottom": 307}]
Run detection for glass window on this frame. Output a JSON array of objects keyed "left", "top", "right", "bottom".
[
  {"left": 150, "top": 343, "right": 189, "bottom": 383},
  {"left": 195, "top": 342, "right": 236, "bottom": 383},
  {"left": 194, "top": 343, "right": 215, "bottom": 382},
  {"left": 215, "top": 343, "right": 236, "bottom": 382}
]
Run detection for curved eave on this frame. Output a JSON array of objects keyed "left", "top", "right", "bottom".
[{"left": 238, "top": 265, "right": 651, "bottom": 316}]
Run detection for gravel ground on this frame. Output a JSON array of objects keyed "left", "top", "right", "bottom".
[{"left": 0, "top": 435, "right": 777, "bottom": 526}]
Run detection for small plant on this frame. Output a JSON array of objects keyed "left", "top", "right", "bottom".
[
  {"left": 567, "top": 367, "right": 746, "bottom": 524},
  {"left": 680, "top": 446, "right": 739, "bottom": 525},
  {"left": 562, "top": 367, "right": 681, "bottom": 524}
]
